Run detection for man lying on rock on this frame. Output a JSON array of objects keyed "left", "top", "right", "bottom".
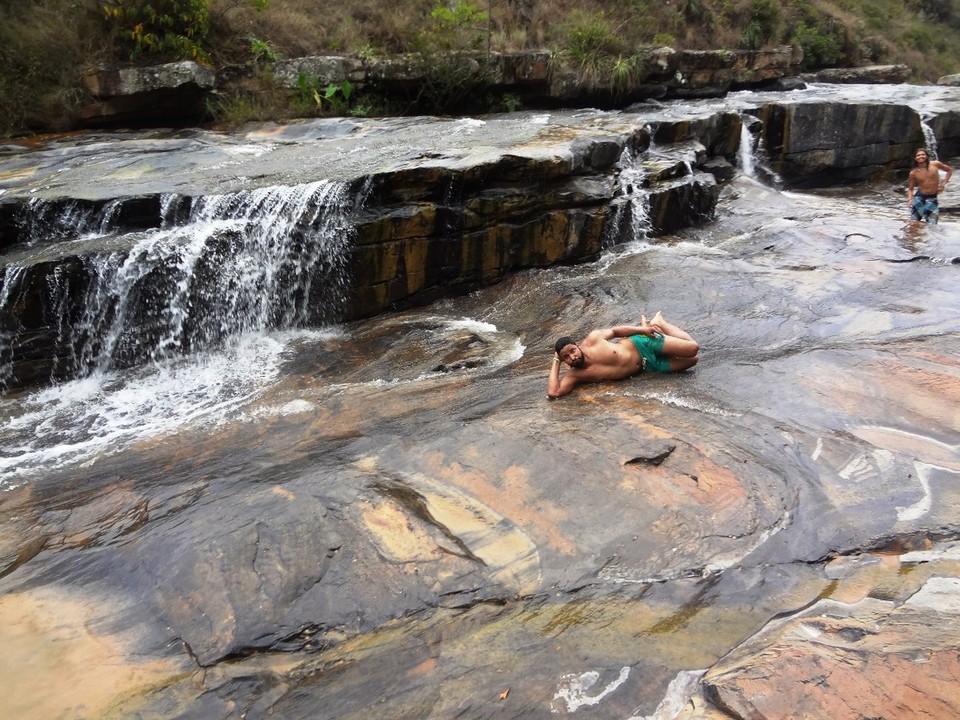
[{"left": 547, "top": 311, "right": 699, "bottom": 399}]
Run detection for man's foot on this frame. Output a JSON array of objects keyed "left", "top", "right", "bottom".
[{"left": 650, "top": 311, "right": 695, "bottom": 343}]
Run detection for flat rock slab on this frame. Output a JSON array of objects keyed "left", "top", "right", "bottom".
[
  {"left": 704, "top": 581, "right": 960, "bottom": 719},
  {"left": 0, "top": 111, "right": 649, "bottom": 201}
]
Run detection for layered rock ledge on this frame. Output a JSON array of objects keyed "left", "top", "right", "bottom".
[{"left": 72, "top": 46, "right": 824, "bottom": 130}]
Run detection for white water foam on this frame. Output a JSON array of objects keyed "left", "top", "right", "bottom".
[
  {"left": 631, "top": 390, "right": 741, "bottom": 417},
  {"left": 0, "top": 180, "right": 356, "bottom": 395},
  {"left": 0, "top": 330, "right": 314, "bottom": 491},
  {"left": 628, "top": 669, "right": 706, "bottom": 720},
  {"left": 453, "top": 118, "right": 486, "bottom": 134},
  {"left": 0, "top": 313, "right": 524, "bottom": 491},
  {"left": 552, "top": 667, "right": 631, "bottom": 713},
  {"left": 442, "top": 317, "right": 526, "bottom": 367},
  {"left": 605, "top": 146, "right": 653, "bottom": 250}
]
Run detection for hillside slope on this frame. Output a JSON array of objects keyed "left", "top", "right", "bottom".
[{"left": 2, "top": 0, "right": 960, "bottom": 135}]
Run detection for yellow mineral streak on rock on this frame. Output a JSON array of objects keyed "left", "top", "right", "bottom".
[
  {"left": 0, "top": 167, "right": 36, "bottom": 183},
  {"left": 0, "top": 589, "right": 183, "bottom": 720},
  {"left": 824, "top": 551, "right": 960, "bottom": 606},
  {"left": 421, "top": 451, "right": 575, "bottom": 555},
  {"left": 272, "top": 486, "right": 296, "bottom": 501},
  {"left": 358, "top": 453, "right": 543, "bottom": 588},
  {"left": 360, "top": 499, "right": 443, "bottom": 562},
  {"left": 412, "top": 474, "right": 541, "bottom": 596},
  {"left": 825, "top": 553, "right": 902, "bottom": 604},
  {"left": 353, "top": 455, "right": 380, "bottom": 473}
]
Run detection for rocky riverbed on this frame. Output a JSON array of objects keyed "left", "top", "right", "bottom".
[{"left": 2, "top": 168, "right": 960, "bottom": 718}]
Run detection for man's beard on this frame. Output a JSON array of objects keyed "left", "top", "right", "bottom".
[{"left": 571, "top": 353, "right": 585, "bottom": 368}]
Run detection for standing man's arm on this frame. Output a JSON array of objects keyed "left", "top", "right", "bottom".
[
  {"left": 907, "top": 169, "right": 916, "bottom": 206},
  {"left": 937, "top": 160, "right": 953, "bottom": 192},
  {"left": 547, "top": 356, "right": 578, "bottom": 399}
]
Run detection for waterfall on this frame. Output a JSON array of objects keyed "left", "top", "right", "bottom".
[
  {"left": 15, "top": 198, "right": 121, "bottom": 245},
  {"left": 606, "top": 146, "right": 652, "bottom": 247},
  {"left": 0, "top": 266, "right": 26, "bottom": 388},
  {"left": 737, "top": 120, "right": 756, "bottom": 178},
  {"left": 0, "top": 180, "right": 358, "bottom": 387},
  {"left": 749, "top": 122, "right": 783, "bottom": 188},
  {"left": 920, "top": 115, "right": 939, "bottom": 157}
]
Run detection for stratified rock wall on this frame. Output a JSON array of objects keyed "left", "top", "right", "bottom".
[
  {"left": 79, "top": 61, "right": 215, "bottom": 128},
  {"left": 0, "top": 113, "right": 723, "bottom": 391},
  {"left": 758, "top": 102, "right": 923, "bottom": 187}
]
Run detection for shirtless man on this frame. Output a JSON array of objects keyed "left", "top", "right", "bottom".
[
  {"left": 907, "top": 148, "right": 952, "bottom": 224},
  {"left": 547, "top": 311, "right": 699, "bottom": 399}
]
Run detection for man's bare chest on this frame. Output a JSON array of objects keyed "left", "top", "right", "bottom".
[{"left": 914, "top": 167, "right": 940, "bottom": 185}]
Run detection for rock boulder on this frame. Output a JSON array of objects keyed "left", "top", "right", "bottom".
[{"left": 79, "top": 60, "right": 215, "bottom": 127}]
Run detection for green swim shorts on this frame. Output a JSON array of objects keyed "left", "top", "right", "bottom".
[{"left": 630, "top": 333, "right": 671, "bottom": 374}]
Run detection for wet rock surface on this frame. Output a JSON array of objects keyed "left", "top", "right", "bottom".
[
  {"left": 2, "top": 169, "right": 959, "bottom": 718},
  {"left": 2, "top": 87, "right": 960, "bottom": 719}
]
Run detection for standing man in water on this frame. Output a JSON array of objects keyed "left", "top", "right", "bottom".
[
  {"left": 907, "top": 148, "right": 952, "bottom": 224},
  {"left": 547, "top": 311, "right": 699, "bottom": 399}
]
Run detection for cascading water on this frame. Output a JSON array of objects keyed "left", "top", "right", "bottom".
[
  {"left": 747, "top": 120, "right": 783, "bottom": 188},
  {"left": 1, "top": 179, "right": 356, "bottom": 385},
  {"left": 605, "top": 146, "right": 652, "bottom": 248},
  {"left": 920, "top": 114, "right": 939, "bottom": 158},
  {"left": 737, "top": 120, "right": 756, "bottom": 179},
  {"left": 15, "top": 197, "right": 125, "bottom": 245},
  {"left": 0, "top": 179, "right": 359, "bottom": 487}
]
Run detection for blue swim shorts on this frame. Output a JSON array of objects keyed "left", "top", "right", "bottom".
[{"left": 911, "top": 193, "right": 940, "bottom": 224}]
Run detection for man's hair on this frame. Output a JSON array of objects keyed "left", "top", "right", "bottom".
[
  {"left": 554, "top": 336, "right": 576, "bottom": 354},
  {"left": 915, "top": 148, "right": 931, "bottom": 167}
]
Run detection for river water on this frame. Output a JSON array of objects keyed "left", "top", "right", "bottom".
[
  {"left": 1, "top": 82, "right": 956, "bottom": 493},
  {"left": 2, "top": 85, "right": 960, "bottom": 719}
]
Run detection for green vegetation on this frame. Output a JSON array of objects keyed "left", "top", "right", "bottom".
[
  {"left": 249, "top": 36, "right": 278, "bottom": 65},
  {"left": 294, "top": 76, "right": 364, "bottom": 115},
  {"left": 406, "top": 0, "right": 495, "bottom": 112},
  {"left": 3, "top": 0, "right": 960, "bottom": 136},
  {"left": 101, "top": 0, "right": 212, "bottom": 62},
  {"left": 738, "top": 0, "right": 780, "bottom": 51}
]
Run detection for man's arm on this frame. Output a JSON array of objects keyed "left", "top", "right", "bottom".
[
  {"left": 907, "top": 169, "right": 916, "bottom": 204},
  {"left": 936, "top": 160, "right": 953, "bottom": 191},
  {"left": 609, "top": 324, "right": 657, "bottom": 338},
  {"left": 547, "top": 356, "right": 579, "bottom": 399}
]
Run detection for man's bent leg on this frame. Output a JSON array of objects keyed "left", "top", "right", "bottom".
[
  {"left": 649, "top": 311, "right": 699, "bottom": 358},
  {"left": 667, "top": 355, "right": 699, "bottom": 372},
  {"left": 650, "top": 311, "right": 694, "bottom": 342}
]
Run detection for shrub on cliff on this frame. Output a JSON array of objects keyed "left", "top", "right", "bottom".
[{"left": 101, "top": 0, "right": 213, "bottom": 62}]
